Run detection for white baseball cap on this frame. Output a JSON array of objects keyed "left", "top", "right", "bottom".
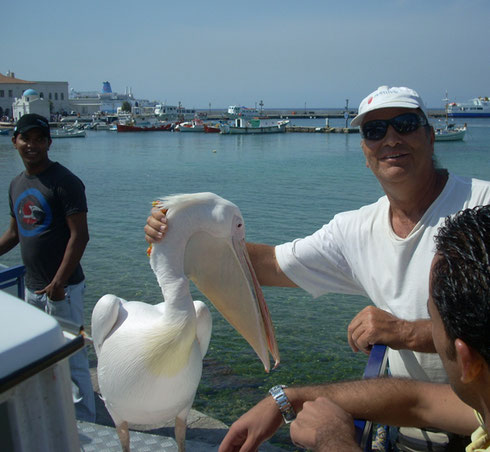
[{"left": 350, "top": 86, "right": 427, "bottom": 127}]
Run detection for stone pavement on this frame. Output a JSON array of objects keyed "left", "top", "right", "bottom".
[{"left": 86, "top": 368, "right": 286, "bottom": 452}]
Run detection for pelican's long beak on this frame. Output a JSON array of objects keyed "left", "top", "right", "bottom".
[{"left": 184, "top": 231, "right": 280, "bottom": 372}]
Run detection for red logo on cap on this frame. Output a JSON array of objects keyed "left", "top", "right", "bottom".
[{"left": 368, "top": 97, "right": 374, "bottom": 104}]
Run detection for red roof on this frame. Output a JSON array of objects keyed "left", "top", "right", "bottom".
[{"left": 0, "top": 73, "right": 33, "bottom": 84}]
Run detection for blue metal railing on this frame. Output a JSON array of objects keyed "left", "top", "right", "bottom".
[
  {"left": 0, "top": 264, "right": 26, "bottom": 299},
  {"left": 355, "top": 344, "right": 389, "bottom": 451}
]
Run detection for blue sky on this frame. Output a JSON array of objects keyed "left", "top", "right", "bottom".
[{"left": 4, "top": 0, "right": 489, "bottom": 109}]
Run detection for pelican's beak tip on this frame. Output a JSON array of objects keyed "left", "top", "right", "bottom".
[{"left": 263, "top": 358, "right": 280, "bottom": 373}]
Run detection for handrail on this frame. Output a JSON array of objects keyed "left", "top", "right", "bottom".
[
  {"left": 354, "top": 344, "right": 388, "bottom": 451},
  {"left": 0, "top": 264, "right": 26, "bottom": 299}
]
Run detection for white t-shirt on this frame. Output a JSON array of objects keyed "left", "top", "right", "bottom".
[{"left": 275, "top": 174, "right": 490, "bottom": 382}]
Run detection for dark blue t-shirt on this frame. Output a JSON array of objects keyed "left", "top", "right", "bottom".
[{"left": 9, "top": 162, "right": 87, "bottom": 290}]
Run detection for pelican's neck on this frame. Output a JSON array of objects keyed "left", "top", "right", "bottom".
[
  {"left": 160, "top": 277, "right": 193, "bottom": 311},
  {"left": 149, "top": 220, "right": 194, "bottom": 310}
]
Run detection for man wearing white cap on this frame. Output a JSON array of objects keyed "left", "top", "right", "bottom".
[{"left": 146, "top": 86, "right": 490, "bottom": 451}]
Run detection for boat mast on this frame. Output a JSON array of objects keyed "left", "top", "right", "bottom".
[{"left": 443, "top": 91, "right": 449, "bottom": 126}]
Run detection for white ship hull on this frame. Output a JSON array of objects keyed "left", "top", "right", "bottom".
[{"left": 447, "top": 97, "right": 490, "bottom": 117}]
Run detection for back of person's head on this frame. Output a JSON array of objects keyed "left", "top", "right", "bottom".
[{"left": 432, "top": 205, "right": 490, "bottom": 365}]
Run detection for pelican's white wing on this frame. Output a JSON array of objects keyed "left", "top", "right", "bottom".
[
  {"left": 91, "top": 294, "right": 125, "bottom": 356},
  {"left": 194, "top": 300, "right": 212, "bottom": 357}
]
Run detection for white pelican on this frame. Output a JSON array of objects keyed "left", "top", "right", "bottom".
[{"left": 92, "top": 192, "right": 279, "bottom": 452}]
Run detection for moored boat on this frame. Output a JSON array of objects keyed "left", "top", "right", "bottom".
[
  {"left": 434, "top": 123, "right": 467, "bottom": 141},
  {"left": 51, "top": 128, "right": 86, "bottom": 138},
  {"left": 203, "top": 124, "right": 221, "bottom": 133},
  {"left": 116, "top": 123, "right": 172, "bottom": 132},
  {"left": 435, "top": 92, "right": 467, "bottom": 142},
  {"left": 116, "top": 114, "right": 173, "bottom": 132},
  {"left": 175, "top": 118, "right": 205, "bottom": 132},
  {"left": 93, "top": 121, "right": 111, "bottom": 130},
  {"left": 220, "top": 118, "right": 289, "bottom": 134}
]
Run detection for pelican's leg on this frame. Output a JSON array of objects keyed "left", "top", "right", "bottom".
[
  {"left": 116, "top": 421, "right": 130, "bottom": 452},
  {"left": 175, "top": 415, "right": 187, "bottom": 452}
]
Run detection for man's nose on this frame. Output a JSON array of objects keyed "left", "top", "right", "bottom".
[{"left": 383, "top": 124, "right": 403, "bottom": 145}]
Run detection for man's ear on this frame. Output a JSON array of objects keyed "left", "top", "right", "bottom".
[{"left": 455, "top": 339, "right": 484, "bottom": 383}]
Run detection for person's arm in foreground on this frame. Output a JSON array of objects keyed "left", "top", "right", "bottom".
[
  {"left": 290, "top": 397, "right": 359, "bottom": 451},
  {"left": 145, "top": 208, "right": 297, "bottom": 287},
  {"left": 219, "top": 378, "right": 477, "bottom": 452},
  {"left": 0, "top": 216, "right": 19, "bottom": 256},
  {"left": 348, "top": 305, "right": 436, "bottom": 354},
  {"left": 36, "top": 212, "right": 89, "bottom": 301}
]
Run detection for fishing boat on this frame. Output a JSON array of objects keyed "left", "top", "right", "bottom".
[
  {"left": 92, "top": 121, "right": 111, "bottom": 131},
  {"left": 220, "top": 118, "right": 289, "bottom": 134},
  {"left": 116, "top": 115, "right": 172, "bottom": 132},
  {"left": 447, "top": 96, "right": 490, "bottom": 118},
  {"left": 51, "top": 128, "right": 86, "bottom": 138},
  {"left": 434, "top": 123, "right": 467, "bottom": 141},
  {"left": 203, "top": 124, "right": 221, "bottom": 133},
  {"left": 116, "top": 122, "right": 172, "bottom": 132},
  {"left": 435, "top": 92, "right": 467, "bottom": 142},
  {"left": 175, "top": 118, "right": 205, "bottom": 132}
]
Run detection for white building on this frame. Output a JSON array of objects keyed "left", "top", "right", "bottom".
[
  {"left": 12, "top": 89, "right": 51, "bottom": 120},
  {"left": 0, "top": 71, "right": 69, "bottom": 118}
]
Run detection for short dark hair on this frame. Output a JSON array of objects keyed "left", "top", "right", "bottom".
[{"left": 432, "top": 205, "right": 490, "bottom": 365}]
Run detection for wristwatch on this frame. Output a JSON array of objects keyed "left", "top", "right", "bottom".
[{"left": 269, "top": 385, "right": 296, "bottom": 424}]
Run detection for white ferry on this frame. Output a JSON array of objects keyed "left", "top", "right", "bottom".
[
  {"left": 154, "top": 104, "right": 196, "bottom": 121},
  {"left": 447, "top": 97, "right": 490, "bottom": 117}
]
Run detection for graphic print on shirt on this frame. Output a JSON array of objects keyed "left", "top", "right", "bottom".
[{"left": 14, "top": 188, "right": 52, "bottom": 237}]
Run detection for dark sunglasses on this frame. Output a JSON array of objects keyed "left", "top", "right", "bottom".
[{"left": 361, "top": 113, "right": 428, "bottom": 141}]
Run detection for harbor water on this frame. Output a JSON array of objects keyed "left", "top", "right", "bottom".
[{"left": 1, "top": 117, "right": 489, "bottom": 450}]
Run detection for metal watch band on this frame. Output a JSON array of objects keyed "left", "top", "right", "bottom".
[{"left": 269, "top": 385, "right": 296, "bottom": 424}]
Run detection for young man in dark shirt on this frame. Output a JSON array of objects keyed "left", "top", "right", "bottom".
[{"left": 0, "top": 113, "right": 95, "bottom": 421}]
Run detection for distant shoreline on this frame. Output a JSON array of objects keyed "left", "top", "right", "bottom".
[{"left": 0, "top": 109, "right": 446, "bottom": 130}]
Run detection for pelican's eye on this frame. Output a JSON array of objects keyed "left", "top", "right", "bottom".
[{"left": 237, "top": 223, "right": 243, "bottom": 228}]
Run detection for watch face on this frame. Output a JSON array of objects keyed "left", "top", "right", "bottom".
[{"left": 283, "top": 410, "right": 296, "bottom": 423}]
